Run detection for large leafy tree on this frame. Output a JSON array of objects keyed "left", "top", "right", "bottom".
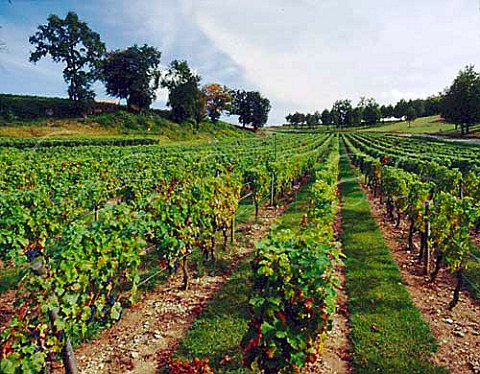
[
  {"left": 362, "top": 98, "right": 381, "bottom": 126},
  {"left": 230, "top": 90, "right": 271, "bottom": 130},
  {"left": 441, "top": 65, "right": 480, "bottom": 135},
  {"left": 393, "top": 99, "right": 409, "bottom": 119},
  {"left": 162, "top": 60, "right": 202, "bottom": 124},
  {"left": 320, "top": 109, "right": 332, "bottom": 126},
  {"left": 100, "top": 44, "right": 161, "bottom": 112},
  {"left": 201, "top": 83, "right": 231, "bottom": 124},
  {"left": 286, "top": 112, "right": 306, "bottom": 126},
  {"left": 424, "top": 95, "right": 441, "bottom": 116},
  {"left": 306, "top": 111, "right": 321, "bottom": 127},
  {"left": 29, "top": 11, "right": 105, "bottom": 102},
  {"left": 331, "top": 99, "right": 352, "bottom": 128},
  {"left": 380, "top": 104, "right": 394, "bottom": 119},
  {"left": 405, "top": 105, "right": 417, "bottom": 127}
]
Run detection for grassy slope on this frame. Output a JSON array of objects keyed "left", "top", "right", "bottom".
[
  {"left": 339, "top": 146, "right": 447, "bottom": 373},
  {"left": 361, "top": 115, "right": 455, "bottom": 134},
  {"left": 0, "top": 111, "right": 251, "bottom": 141}
]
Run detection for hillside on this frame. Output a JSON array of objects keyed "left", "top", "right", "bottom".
[
  {"left": 357, "top": 115, "right": 480, "bottom": 137},
  {"left": 0, "top": 111, "right": 252, "bottom": 142}
]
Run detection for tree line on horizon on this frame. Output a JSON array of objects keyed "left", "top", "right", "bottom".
[
  {"left": 286, "top": 65, "right": 480, "bottom": 135},
  {"left": 286, "top": 96, "right": 440, "bottom": 129},
  {"left": 25, "top": 11, "right": 271, "bottom": 129}
]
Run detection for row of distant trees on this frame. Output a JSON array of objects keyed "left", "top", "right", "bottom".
[
  {"left": 286, "top": 65, "right": 480, "bottom": 135},
  {"left": 26, "top": 12, "right": 271, "bottom": 128},
  {"left": 286, "top": 96, "right": 440, "bottom": 129}
]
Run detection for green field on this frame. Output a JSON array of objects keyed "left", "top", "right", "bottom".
[{"left": 360, "top": 115, "right": 455, "bottom": 134}]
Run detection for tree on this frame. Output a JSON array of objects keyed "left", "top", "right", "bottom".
[
  {"left": 306, "top": 112, "right": 319, "bottom": 128},
  {"left": 162, "top": 60, "right": 202, "bottom": 124},
  {"left": 393, "top": 99, "right": 409, "bottom": 119},
  {"left": 285, "top": 113, "right": 292, "bottom": 125},
  {"left": 441, "top": 65, "right": 480, "bottom": 135},
  {"left": 29, "top": 11, "right": 105, "bottom": 103},
  {"left": 201, "top": 83, "right": 231, "bottom": 124},
  {"left": 100, "top": 44, "right": 161, "bottom": 112},
  {"left": 363, "top": 98, "right": 381, "bottom": 126},
  {"left": 320, "top": 109, "right": 332, "bottom": 127},
  {"left": 380, "top": 104, "right": 394, "bottom": 119},
  {"left": 405, "top": 106, "right": 417, "bottom": 128},
  {"left": 286, "top": 112, "right": 306, "bottom": 126},
  {"left": 349, "top": 107, "right": 363, "bottom": 127},
  {"left": 331, "top": 99, "right": 352, "bottom": 128},
  {"left": 424, "top": 95, "right": 441, "bottom": 116},
  {"left": 230, "top": 90, "right": 271, "bottom": 129}
]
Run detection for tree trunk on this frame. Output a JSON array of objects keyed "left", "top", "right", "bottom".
[
  {"left": 408, "top": 218, "right": 415, "bottom": 251},
  {"left": 223, "top": 228, "right": 228, "bottom": 250},
  {"left": 230, "top": 217, "right": 235, "bottom": 243},
  {"left": 418, "top": 231, "right": 425, "bottom": 264},
  {"left": 182, "top": 257, "right": 189, "bottom": 290},
  {"left": 448, "top": 270, "right": 463, "bottom": 310},
  {"left": 210, "top": 235, "right": 216, "bottom": 262},
  {"left": 429, "top": 251, "right": 443, "bottom": 283}
]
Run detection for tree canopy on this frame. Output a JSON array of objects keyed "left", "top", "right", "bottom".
[
  {"left": 100, "top": 44, "right": 161, "bottom": 112},
  {"left": 29, "top": 11, "right": 105, "bottom": 102},
  {"left": 230, "top": 90, "right": 271, "bottom": 129},
  {"left": 441, "top": 65, "right": 480, "bottom": 135},
  {"left": 362, "top": 98, "right": 381, "bottom": 126},
  {"left": 405, "top": 106, "right": 417, "bottom": 127},
  {"left": 331, "top": 99, "right": 352, "bottom": 128},
  {"left": 162, "top": 60, "right": 202, "bottom": 124},
  {"left": 202, "top": 83, "right": 231, "bottom": 124}
]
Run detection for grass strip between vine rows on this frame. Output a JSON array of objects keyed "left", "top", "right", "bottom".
[
  {"left": 170, "top": 181, "right": 316, "bottom": 373},
  {"left": 339, "top": 146, "right": 447, "bottom": 373}
]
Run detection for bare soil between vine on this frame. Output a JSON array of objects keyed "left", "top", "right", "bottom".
[
  {"left": 49, "top": 186, "right": 307, "bottom": 374},
  {"left": 361, "top": 182, "right": 480, "bottom": 374}
]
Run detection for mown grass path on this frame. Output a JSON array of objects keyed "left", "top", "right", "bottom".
[
  {"left": 171, "top": 183, "right": 314, "bottom": 373},
  {"left": 339, "top": 146, "right": 447, "bottom": 373}
]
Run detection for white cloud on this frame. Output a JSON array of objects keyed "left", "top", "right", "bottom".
[
  {"left": 2, "top": 0, "right": 480, "bottom": 124},
  {"left": 190, "top": 0, "right": 480, "bottom": 122}
]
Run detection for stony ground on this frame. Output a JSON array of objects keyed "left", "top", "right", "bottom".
[{"left": 363, "top": 183, "right": 480, "bottom": 374}]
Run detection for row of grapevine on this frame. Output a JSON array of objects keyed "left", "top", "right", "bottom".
[
  {"left": 0, "top": 134, "right": 333, "bottom": 373},
  {"left": 349, "top": 133, "right": 480, "bottom": 174},
  {"left": 0, "top": 134, "right": 329, "bottom": 263},
  {"left": 241, "top": 139, "right": 342, "bottom": 373},
  {"left": 343, "top": 134, "right": 477, "bottom": 309}
]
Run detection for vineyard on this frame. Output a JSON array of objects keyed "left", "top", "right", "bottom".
[
  {"left": 0, "top": 129, "right": 479, "bottom": 373},
  {"left": 343, "top": 133, "right": 480, "bottom": 303},
  {"left": 0, "top": 132, "right": 342, "bottom": 373}
]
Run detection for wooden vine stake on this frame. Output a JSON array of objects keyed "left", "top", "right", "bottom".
[
  {"left": 31, "top": 260, "right": 78, "bottom": 374},
  {"left": 424, "top": 201, "right": 431, "bottom": 275},
  {"left": 230, "top": 217, "right": 235, "bottom": 243}
]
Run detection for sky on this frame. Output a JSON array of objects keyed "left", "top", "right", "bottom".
[{"left": 0, "top": 0, "right": 479, "bottom": 124}]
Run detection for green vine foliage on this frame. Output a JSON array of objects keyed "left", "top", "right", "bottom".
[
  {"left": 1, "top": 134, "right": 335, "bottom": 372},
  {"left": 344, "top": 133, "right": 479, "bottom": 306},
  {"left": 1, "top": 205, "right": 144, "bottom": 373},
  {"left": 242, "top": 145, "right": 342, "bottom": 373}
]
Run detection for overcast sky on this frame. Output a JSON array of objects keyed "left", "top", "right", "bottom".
[{"left": 0, "top": 0, "right": 479, "bottom": 124}]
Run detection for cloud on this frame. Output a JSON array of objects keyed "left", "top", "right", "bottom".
[
  {"left": 190, "top": 0, "right": 480, "bottom": 122},
  {"left": 1, "top": 0, "right": 480, "bottom": 124},
  {"left": 0, "top": 20, "right": 65, "bottom": 96}
]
